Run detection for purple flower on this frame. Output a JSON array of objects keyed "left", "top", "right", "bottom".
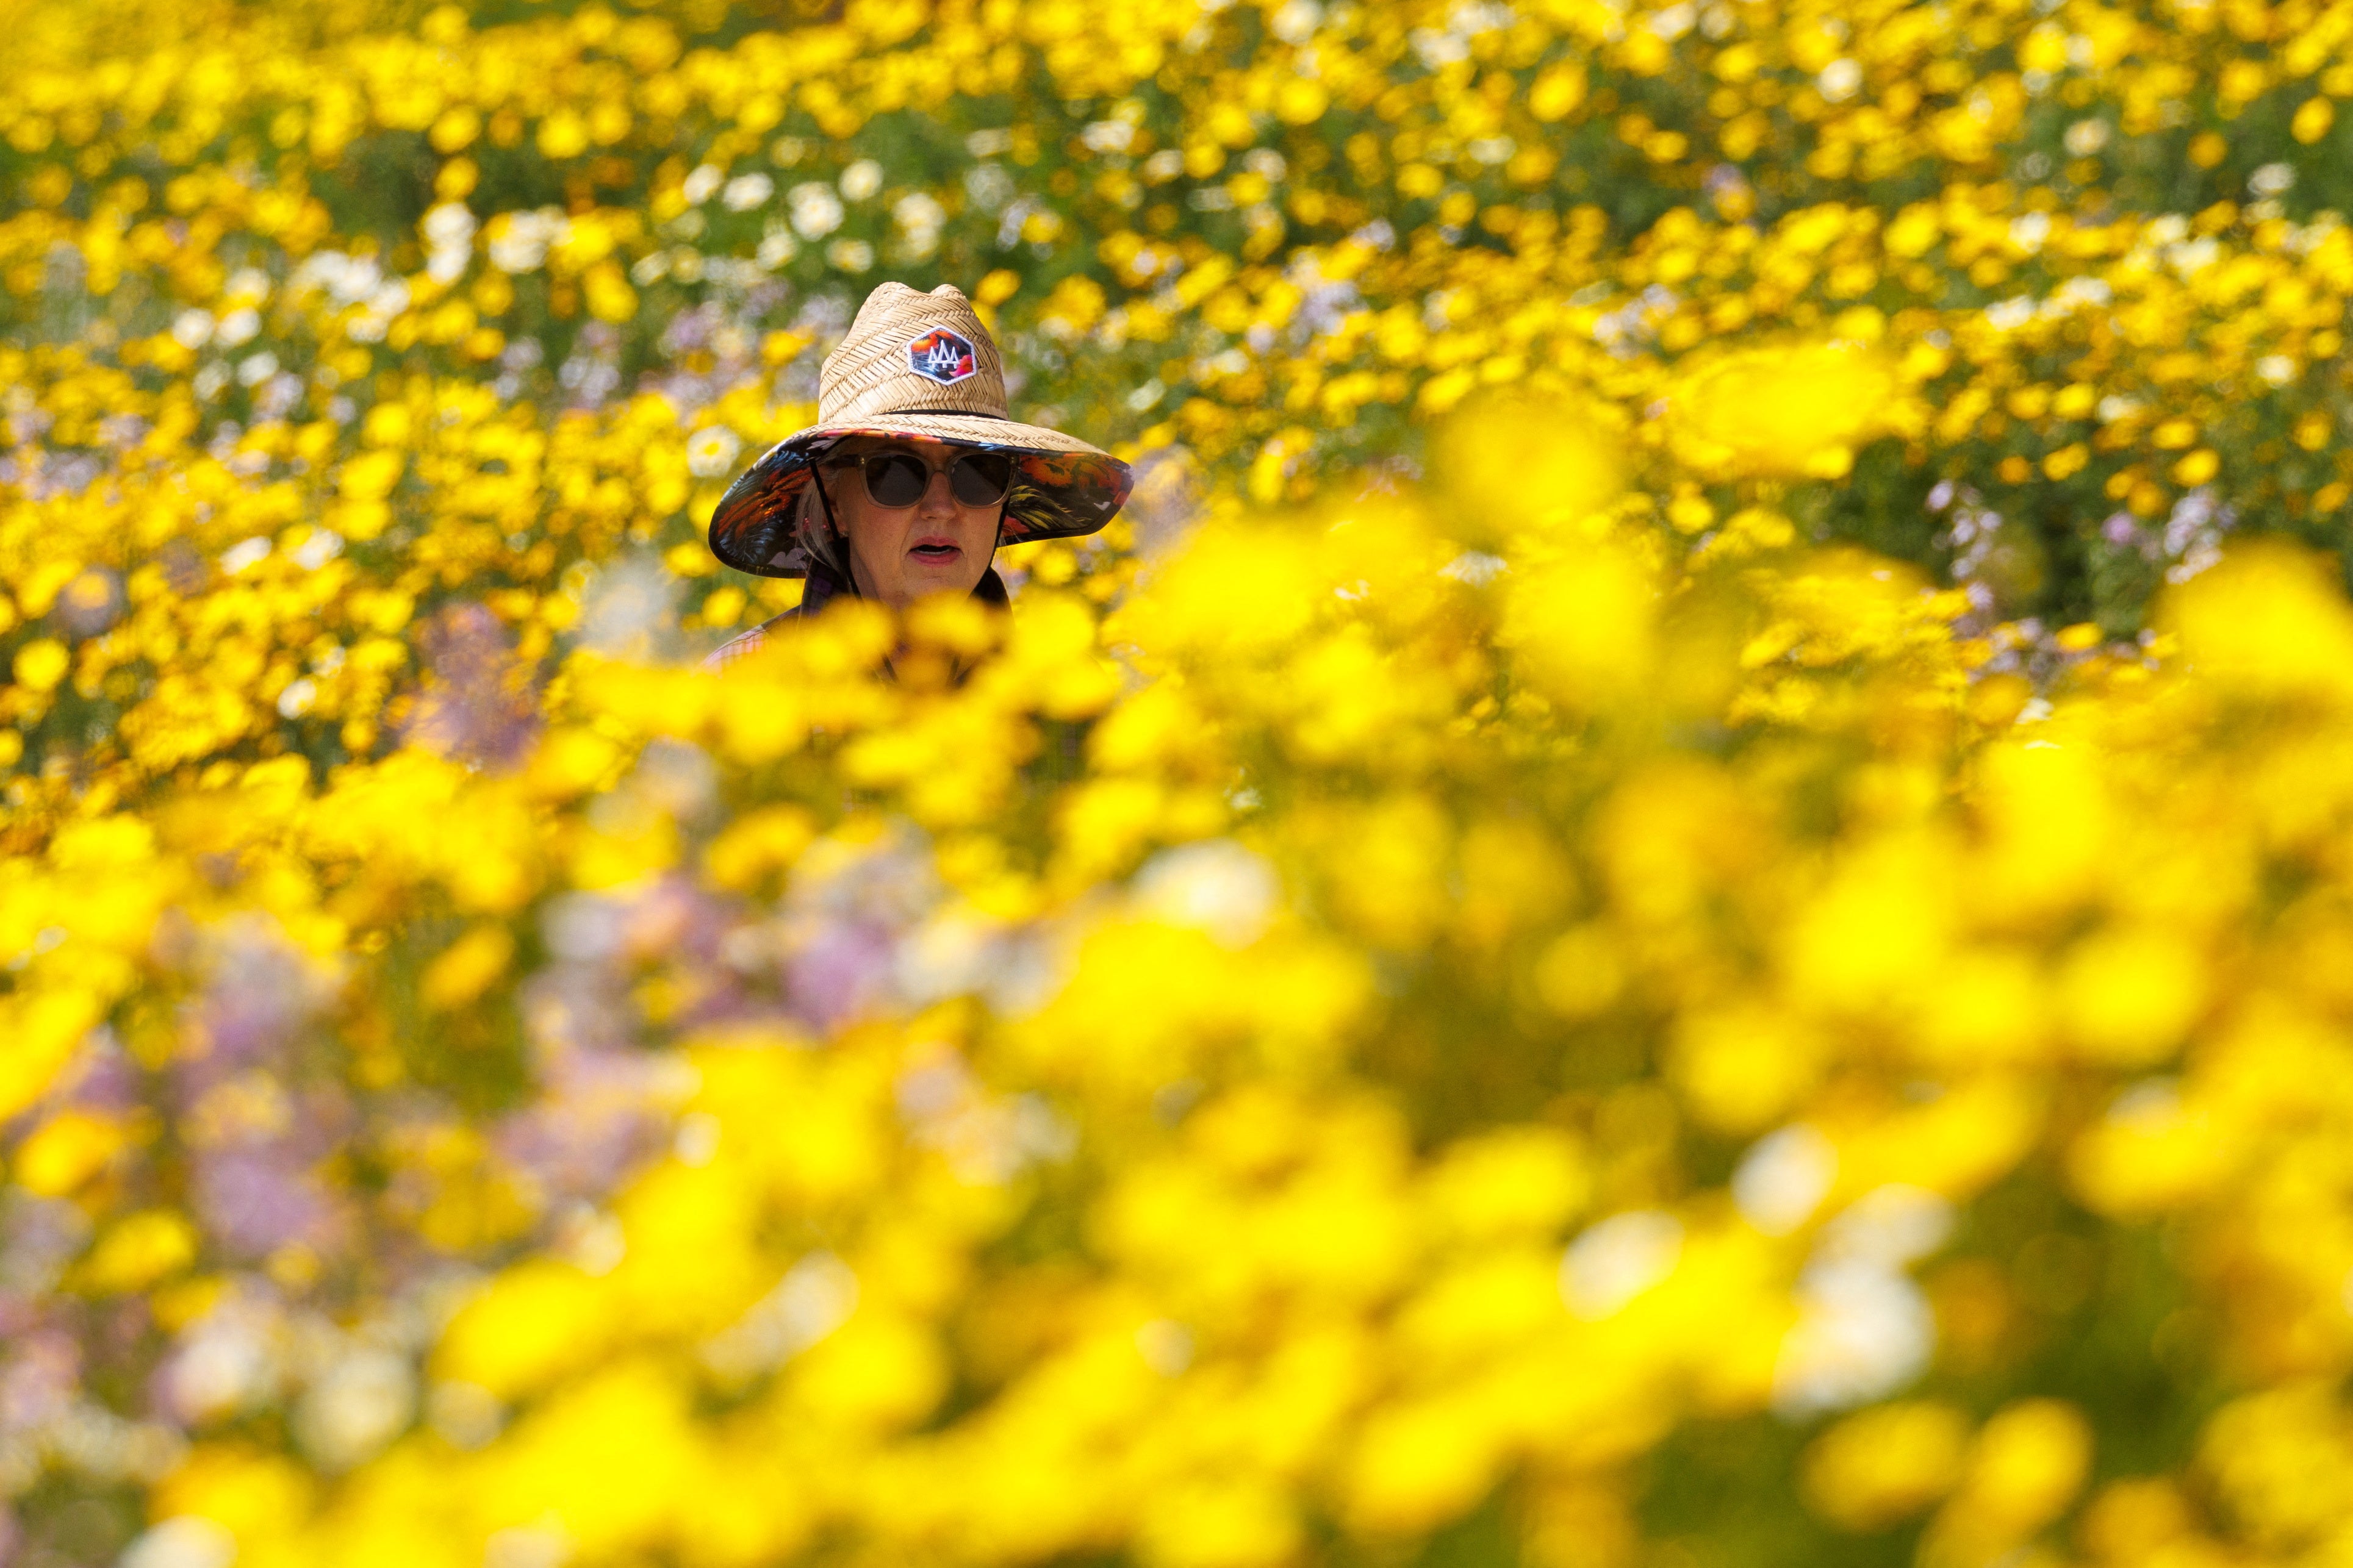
[
  {"left": 786, "top": 922, "right": 899, "bottom": 1029},
  {"left": 494, "top": 1044, "right": 670, "bottom": 1208},
  {"left": 193, "top": 1147, "right": 348, "bottom": 1259},
  {"left": 771, "top": 824, "right": 943, "bottom": 1031},
  {"left": 184, "top": 922, "right": 326, "bottom": 1070},
  {"left": 403, "top": 603, "right": 541, "bottom": 769},
  {"left": 54, "top": 567, "right": 125, "bottom": 637},
  {"left": 0, "top": 1330, "right": 79, "bottom": 1433}
]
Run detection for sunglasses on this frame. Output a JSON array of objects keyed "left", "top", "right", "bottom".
[{"left": 830, "top": 449, "right": 1015, "bottom": 509}]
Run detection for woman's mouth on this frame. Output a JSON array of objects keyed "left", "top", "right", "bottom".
[{"left": 908, "top": 539, "right": 961, "bottom": 564}]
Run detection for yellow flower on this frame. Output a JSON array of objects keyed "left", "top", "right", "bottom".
[
  {"left": 13, "top": 637, "right": 69, "bottom": 692},
  {"left": 79, "top": 1208, "right": 199, "bottom": 1294},
  {"left": 1801, "top": 1401, "right": 1972, "bottom": 1531},
  {"left": 16, "top": 1, "right": 2353, "bottom": 1561}
]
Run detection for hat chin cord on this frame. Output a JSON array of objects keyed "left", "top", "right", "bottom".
[{"left": 808, "top": 465, "right": 861, "bottom": 598}]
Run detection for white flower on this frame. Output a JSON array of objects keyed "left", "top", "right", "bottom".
[
  {"left": 894, "top": 914, "right": 998, "bottom": 1004},
  {"left": 290, "top": 249, "right": 384, "bottom": 306},
  {"left": 486, "top": 209, "right": 567, "bottom": 274},
  {"left": 1561, "top": 1211, "right": 1684, "bottom": 1319},
  {"left": 423, "top": 202, "right": 474, "bottom": 247},
  {"left": 1733, "top": 1124, "right": 1837, "bottom": 1234},
  {"left": 424, "top": 207, "right": 476, "bottom": 285},
  {"left": 1985, "top": 296, "right": 2035, "bottom": 330},
  {"left": 1268, "top": 0, "right": 1321, "bottom": 40},
  {"left": 573, "top": 554, "right": 682, "bottom": 660},
  {"left": 2165, "top": 235, "right": 2221, "bottom": 275},
  {"left": 170, "top": 309, "right": 214, "bottom": 349},
  {"left": 1439, "top": 550, "right": 1507, "bottom": 585},
  {"left": 1818, "top": 1184, "right": 1953, "bottom": 1268},
  {"left": 1817, "top": 58, "right": 1862, "bottom": 101},
  {"left": 1774, "top": 1187, "right": 1951, "bottom": 1411},
  {"left": 2064, "top": 118, "right": 2111, "bottom": 156},
  {"left": 1082, "top": 120, "right": 1136, "bottom": 154},
  {"left": 700, "top": 1252, "right": 858, "bottom": 1383},
  {"left": 788, "top": 182, "right": 845, "bottom": 238},
  {"left": 674, "top": 1112, "right": 722, "bottom": 1167},
  {"left": 685, "top": 426, "right": 742, "bottom": 479},
  {"left": 1773, "top": 1258, "right": 1935, "bottom": 1414},
  {"left": 161, "top": 1311, "right": 278, "bottom": 1422},
  {"left": 214, "top": 307, "right": 260, "bottom": 348},
  {"left": 838, "top": 159, "right": 884, "bottom": 201},
  {"left": 965, "top": 163, "right": 1015, "bottom": 212},
  {"left": 121, "top": 1517, "right": 237, "bottom": 1568},
  {"left": 220, "top": 536, "right": 272, "bottom": 575},
  {"left": 1132, "top": 840, "right": 1279, "bottom": 947},
  {"left": 220, "top": 266, "right": 273, "bottom": 306},
  {"left": 722, "top": 172, "right": 774, "bottom": 211},
  {"left": 295, "top": 1349, "right": 415, "bottom": 1470},
  {"left": 2052, "top": 276, "right": 2111, "bottom": 309},
  {"left": 892, "top": 192, "right": 946, "bottom": 259},
  {"left": 893, "top": 193, "right": 945, "bottom": 233},
  {"left": 755, "top": 230, "right": 799, "bottom": 270},
  {"left": 292, "top": 530, "right": 344, "bottom": 570},
  {"left": 681, "top": 163, "right": 725, "bottom": 204}
]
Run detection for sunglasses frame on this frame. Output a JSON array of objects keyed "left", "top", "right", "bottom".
[{"left": 828, "top": 449, "right": 1015, "bottom": 510}]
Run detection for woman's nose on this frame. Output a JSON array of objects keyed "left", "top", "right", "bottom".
[{"left": 918, "top": 469, "right": 957, "bottom": 515}]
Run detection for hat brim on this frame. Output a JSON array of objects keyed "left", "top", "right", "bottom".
[{"left": 708, "top": 417, "right": 1134, "bottom": 579}]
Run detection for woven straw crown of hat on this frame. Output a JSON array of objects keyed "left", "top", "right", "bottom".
[
  {"left": 824, "top": 283, "right": 1006, "bottom": 423},
  {"left": 706, "top": 281, "right": 1133, "bottom": 578}
]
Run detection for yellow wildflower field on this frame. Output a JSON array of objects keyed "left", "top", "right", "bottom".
[{"left": 5, "top": 1, "right": 2353, "bottom": 1565}]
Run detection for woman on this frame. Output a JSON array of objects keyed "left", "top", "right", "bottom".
[{"left": 703, "top": 281, "right": 1133, "bottom": 668}]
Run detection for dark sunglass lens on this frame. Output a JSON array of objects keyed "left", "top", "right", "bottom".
[
  {"left": 949, "top": 453, "right": 1013, "bottom": 506},
  {"left": 862, "top": 453, "right": 930, "bottom": 507}
]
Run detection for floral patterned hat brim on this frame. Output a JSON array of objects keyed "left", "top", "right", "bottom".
[{"left": 708, "top": 429, "right": 1136, "bottom": 579}]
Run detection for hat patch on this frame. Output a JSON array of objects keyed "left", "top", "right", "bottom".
[{"left": 906, "top": 328, "right": 979, "bottom": 385}]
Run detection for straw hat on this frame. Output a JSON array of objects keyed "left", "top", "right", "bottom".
[{"left": 707, "top": 282, "right": 1133, "bottom": 578}]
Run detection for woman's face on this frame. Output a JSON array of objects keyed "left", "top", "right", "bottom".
[{"left": 824, "top": 436, "right": 1003, "bottom": 607}]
